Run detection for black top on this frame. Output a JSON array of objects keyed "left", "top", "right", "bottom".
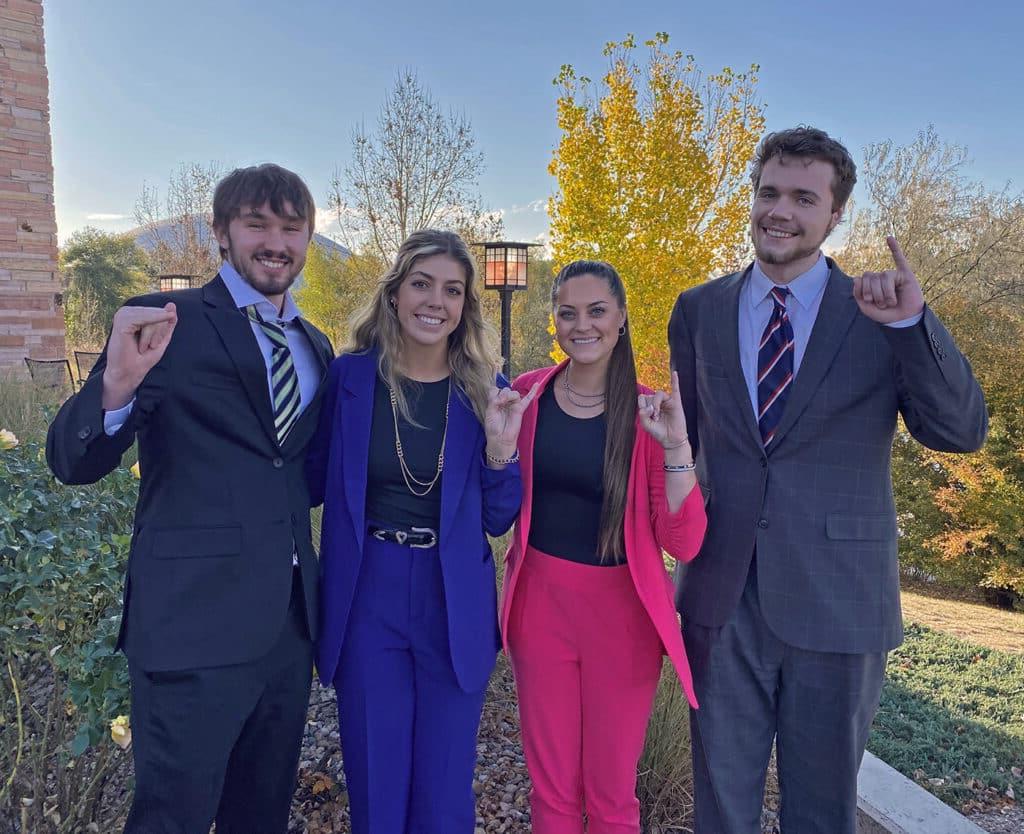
[
  {"left": 528, "top": 384, "right": 618, "bottom": 565},
  {"left": 365, "top": 375, "right": 449, "bottom": 530}
]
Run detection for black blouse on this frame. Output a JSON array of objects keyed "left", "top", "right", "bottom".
[
  {"left": 365, "top": 375, "right": 449, "bottom": 530},
  {"left": 528, "top": 384, "right": 619, "bottom": 565}
]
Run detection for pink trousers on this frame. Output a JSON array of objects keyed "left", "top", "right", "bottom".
[{"left": 507, "top": 546, "right": 664, "bottom": 834}]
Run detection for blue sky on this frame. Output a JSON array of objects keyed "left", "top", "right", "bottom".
[{"left": 46, "top": 0, "right": 1023, "bottom": 249}]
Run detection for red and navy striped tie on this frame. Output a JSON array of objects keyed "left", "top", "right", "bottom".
[{"left": 757, "top": 287, "right": 794, "bottom": 447}]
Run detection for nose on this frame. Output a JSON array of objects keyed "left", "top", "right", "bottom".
[
  {"left": 767, "top": 198, "right": 793, "bottom": 220},
  {"left": 263, "top": 224, "right": 287, "bottom": 254}
]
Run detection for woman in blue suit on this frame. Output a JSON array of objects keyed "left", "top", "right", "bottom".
[{"left": 307, "top": 229, "right": 536, "bottom": 834}]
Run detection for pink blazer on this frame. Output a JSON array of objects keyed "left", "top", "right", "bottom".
[{"left": 500, "top": 361, "right": 708, "bottom": 708}]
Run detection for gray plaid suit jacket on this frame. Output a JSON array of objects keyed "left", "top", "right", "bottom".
[{"left": 669, "top": 260, "right": 988, "bottom": 654}]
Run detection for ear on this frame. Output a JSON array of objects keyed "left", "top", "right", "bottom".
[
  {"left": 214, "top": 224, "right": 230, "bottom": 252},
  {"left": 827, "top": 206, "right": 843, "bottom": 236}
]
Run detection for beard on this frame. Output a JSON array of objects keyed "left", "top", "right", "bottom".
[
  {"left": 225, "top": 240, "right": 304, "bottom": 298},
  {"left": 752, "top": 222, "right": 829, "bottom": 267}
]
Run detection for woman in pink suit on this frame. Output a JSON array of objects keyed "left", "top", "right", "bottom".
[{"left": 501, "top": 260, "right": 707, "bottom": 834}]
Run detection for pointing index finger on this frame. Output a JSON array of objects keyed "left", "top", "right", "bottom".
[{"left": 886, "top": 236, "right": 911, "bottom": 272}]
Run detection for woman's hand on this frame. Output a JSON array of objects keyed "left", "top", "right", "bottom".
[
  {"left": 484, "top": 382, "right": 540, "bottom": 462},
  {"left": 638, "top": 371, "right": 690, "bottom": 452}
]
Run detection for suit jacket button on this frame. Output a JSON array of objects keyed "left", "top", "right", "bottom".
[
  {"left": 760, "top": 458, "right": 767, "bottom": 469},
  {"left": 757, "top": 518, "right": 769, "bottom": 529},
  {"left": 272, "top": 457, "right": 284, "bottom": 469},
  {"left": 77, "top": 426, "right": 92, "bottom": 440}
]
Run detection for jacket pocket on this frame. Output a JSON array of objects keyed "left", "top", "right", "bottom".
[
  {"left": 825, "top": 513, "right": 894, "bottom": 541},
  {"left": 152, "top": 526, "right": 242, "bottom": 559},
  {"left": 192, "top": 371, "right": 239, "bottom": 390}
]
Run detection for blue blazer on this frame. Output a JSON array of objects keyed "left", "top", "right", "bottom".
[{"left": 307, "top": 349, "right": 522, "bottom": 693}]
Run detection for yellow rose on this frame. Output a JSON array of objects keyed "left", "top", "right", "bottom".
[
  {"left": 110, "top": 715, "right": 131, "bottom": 749},
  {"left": 130, "top": 462, "right": 141, "bottom": 479},
  {"left": 0, "top": 429, "right": 18, "bottom": 451}
]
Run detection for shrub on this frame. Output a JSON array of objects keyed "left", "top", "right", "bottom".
[{"left": 0, "top": 434, "right": 136, "bottom": 831}]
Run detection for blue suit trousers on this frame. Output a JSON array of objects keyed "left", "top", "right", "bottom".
[{"left": 335, "top": 534, "right": 492, "bottom": 834}]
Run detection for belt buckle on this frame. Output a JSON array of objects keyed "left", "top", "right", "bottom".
[{"left": 410, "top": 526, "right": 437, "bottom": 549}]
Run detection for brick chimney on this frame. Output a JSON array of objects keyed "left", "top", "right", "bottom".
[{"left": 0, "top": 0, "right": 64, "bottom": 375}]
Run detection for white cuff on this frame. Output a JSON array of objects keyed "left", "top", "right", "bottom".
[
  {"left": 103, "top": 399, "right": 135, "bottom": 436},
  {"left": 885, "top": 311, "right": 924, "bottom": 329}
]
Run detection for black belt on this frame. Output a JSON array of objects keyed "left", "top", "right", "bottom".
[{"left": 369, "top": 525, "right": 438, "bottom": 549}]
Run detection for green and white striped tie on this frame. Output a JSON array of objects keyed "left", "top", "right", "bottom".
[{"left": 245, "top": 305, "right": 301, "bottom": 444}]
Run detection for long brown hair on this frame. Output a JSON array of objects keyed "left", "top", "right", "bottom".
[
  {"left": 347, "top": 229, "right": 499, "bottom": 424},
  {"left": 551, "top": 260, "right": 637, "bottom": 562}
]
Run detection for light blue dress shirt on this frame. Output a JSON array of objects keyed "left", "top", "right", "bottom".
[
  {"left": 738, "top": 254, "right": 923, "bottom": 415},
  {"left": 104, "top": 262, "right": 321, "bottom": 435}
]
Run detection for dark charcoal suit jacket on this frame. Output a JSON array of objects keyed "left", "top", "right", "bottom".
[
  {"left": 669, "top": 260, "right": 987, "bottom": 654},
  {"left": 47, "top": 274, "right": 333, "bottom": 672}
]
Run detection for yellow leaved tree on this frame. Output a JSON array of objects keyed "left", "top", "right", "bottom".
[{"left": 548, "top": 33, "right": 764, "bottom": 384}]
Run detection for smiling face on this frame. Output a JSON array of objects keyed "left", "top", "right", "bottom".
[
  {"left": 553, "top": 273, "right": 627, "bottom": 370},
  {"left": 391, "top": 253, "right": 467, "bottom": 359},
  {"left": 750, "top": 155, "right": 841, "bottom": 282},
  {"left": 215, "top": 201, "right": 309, "bottom": 307}
]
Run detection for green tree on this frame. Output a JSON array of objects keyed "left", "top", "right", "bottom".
[
  {"left": 294, "top": 242, "right": 380, "bottom": 349},
  {"left": 59, "top": 228, "right": 152, "bottom": 348},
  {"left": 548, "top": 33, "right": 764, "bottom": 384}
]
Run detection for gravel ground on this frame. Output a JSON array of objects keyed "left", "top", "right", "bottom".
[{"left": 5, "top": 655, "right": 1017, "bottom": 832}]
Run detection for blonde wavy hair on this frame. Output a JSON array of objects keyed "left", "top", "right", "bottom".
[{"left": 347, "top": 229, "right": 500, "bottom": 424}]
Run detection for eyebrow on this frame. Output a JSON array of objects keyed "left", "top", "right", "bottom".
[
  {"left": 243, "top": 208, "right": 304, "bottom": 223},
  {"left": 558, "top": 299, "right": 611, "bottom": 309},
  {"left": 410, "top": 269, "right": 465, "bottom": 285},
  {"left": 758, "top": 185, "right": 822, "bottom": 200}
]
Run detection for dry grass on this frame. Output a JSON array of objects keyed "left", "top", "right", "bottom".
[{"left": 901, "top": 589, "right": 1024, "bottom": 654}]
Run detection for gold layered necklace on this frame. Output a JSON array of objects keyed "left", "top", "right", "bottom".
[{"left": 389, "top": 378, "right": 451, "bottom": 497}]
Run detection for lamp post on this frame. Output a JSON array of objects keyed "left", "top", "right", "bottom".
[{"left": 478, "top": 241, "right": 537, "bottom": 378}]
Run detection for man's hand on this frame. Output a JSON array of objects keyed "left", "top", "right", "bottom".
[
  {"left": 102, "top": 303, "right": 178, "bottom": 410},
  {"left": 852, "top": 236, "right": 925, "bottom": 325}
]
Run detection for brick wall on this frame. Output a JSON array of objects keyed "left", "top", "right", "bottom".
[{"left": 0, "top": 0, "right": 63, "bottom": 374}]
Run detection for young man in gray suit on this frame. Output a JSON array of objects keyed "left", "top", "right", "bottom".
[{"left": 669, "top": 127, "right": 987, "bottom": 834}]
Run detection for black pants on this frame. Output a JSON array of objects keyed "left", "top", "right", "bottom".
[{"left": 124, "top": 569, "right": 313, "bottom": 834}]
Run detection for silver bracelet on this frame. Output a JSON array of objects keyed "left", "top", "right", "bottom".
[
  {"left": 486, "top": 448, "right": 520, "bottom": 466},
  {"left": 663, "top": 462, "right": 696, "bottom": 473},
  {"left": 662, "top": 437, "right": 690, "bottom": 451}
]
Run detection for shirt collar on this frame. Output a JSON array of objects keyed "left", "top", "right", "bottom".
[
  {"left": 749, "top": 253, "right": 830, "bottom": 312},
  {"left": 218, "top": 260, "right": 301, "bottom": 323}
]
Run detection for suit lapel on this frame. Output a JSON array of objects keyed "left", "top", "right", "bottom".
[
  {"left": 716, "top": 268, "right": 764, "bottom": 452},
  {"left": 439, "top": 384, "right": 480, "bottom": 544},
  {"left": 768, "top": 265, "right": 859, "bottom": 451},
  {"left": 202, "top": 275, "right": 280, "bottom": 449},
  {"left": 341, "top": 351, "right": 375, "bottom": 553}
]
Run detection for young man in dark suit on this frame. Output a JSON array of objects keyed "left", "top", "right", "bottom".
[
  {"left": 47, "top": 163, "right": 334, "bottom": 833},
  {"left": 669, "top": 127, "right": 987, "bottom": 834}
]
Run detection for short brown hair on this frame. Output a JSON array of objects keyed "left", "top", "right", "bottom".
[
  {"left": 212, "top": 163, "right": 316, "bottom": 255},
  {"left": 750, "top": 127, "right": 857, "bottom": 212}
]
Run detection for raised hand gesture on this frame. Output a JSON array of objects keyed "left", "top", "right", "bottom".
[
  {"left": 638, "top": 371, "right": 689, "bottom": 451},
  {"left": 852, "top": 237, "right": 925, "bottom": 324},
  {"left": 102, "top": 303, "right": 178, "bottom": 410},
  {"left": 483, "top": 383, "right": 540, "bottom": 465}
]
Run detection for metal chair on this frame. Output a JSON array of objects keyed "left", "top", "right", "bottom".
[
  {"left": 74, "top": 350, "right": 102, "bottom": 386},
  {"left": 24, "top": 357, "right": 75, "bottom": 397}
]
